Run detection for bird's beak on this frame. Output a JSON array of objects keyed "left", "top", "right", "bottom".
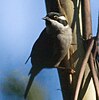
[{"left": 42, "top": 16, "right": 49, "bottom": 20}]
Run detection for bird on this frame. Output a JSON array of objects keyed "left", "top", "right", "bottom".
[{"left": 24, "top": 12, "right": 72, "bottom": 98}]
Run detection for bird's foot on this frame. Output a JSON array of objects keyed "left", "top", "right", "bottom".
[{"left": 66, "top": 67, "right": 76, "bottom": 74}]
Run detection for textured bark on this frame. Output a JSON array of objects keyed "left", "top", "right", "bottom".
[{"left": 45, "top": 0, "right": 97, "bottom": 100}]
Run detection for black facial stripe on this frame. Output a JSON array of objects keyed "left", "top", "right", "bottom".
[
  {"left": 48, "top": 12, "right": 62, "bottom": 17},
  {"left": 57, "top": 19, "right": 68, "bottom": 26},
  {"left": 47, "top": 12, "right": 63, "bottom": 20}
]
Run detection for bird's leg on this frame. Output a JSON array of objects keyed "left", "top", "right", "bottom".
[{"left": 67, "top": 47, "right": 76, "bottom": 84}]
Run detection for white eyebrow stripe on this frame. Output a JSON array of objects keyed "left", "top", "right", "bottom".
[{"left": 58, "top": 16, "right": 66, "bottom": 20}]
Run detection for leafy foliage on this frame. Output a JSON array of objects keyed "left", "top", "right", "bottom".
[{"left": 1, "top": 73, "right": 46, "bottom": 100}]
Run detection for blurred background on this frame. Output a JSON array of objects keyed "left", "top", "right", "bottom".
[{"left": 0, "top": 0, "right": 99, "bottom": 100}]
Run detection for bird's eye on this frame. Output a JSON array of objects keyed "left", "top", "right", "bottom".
[{"left": 54, "top": 15, "right": 58, "bottom": 19}]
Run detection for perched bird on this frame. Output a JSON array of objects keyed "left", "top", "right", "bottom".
[{"left": 24, "top": 12, "right": 72, "bottom": 98}]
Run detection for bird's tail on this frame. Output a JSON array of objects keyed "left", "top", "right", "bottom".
[
  {"left": 24, "top": 67, "right": 42, "bottom": 98},
  {"left": 24, "top": 74, "right": 34, "bottom": 98}
]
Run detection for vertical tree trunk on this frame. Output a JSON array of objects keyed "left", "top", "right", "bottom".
[{"left": 45, "top": 0, "right": 97, "bottom": 100}]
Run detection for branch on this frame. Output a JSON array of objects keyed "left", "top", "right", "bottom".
[
  {"left": 74, "top": 38, "right": 94, "bottom": 100},
  {"left": 74, "top": 0, "right": 99, "bottom": 99}
]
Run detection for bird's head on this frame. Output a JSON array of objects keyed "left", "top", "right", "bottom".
[{"left": 43, "top": 12, "right": 68, "bottom": 27}]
